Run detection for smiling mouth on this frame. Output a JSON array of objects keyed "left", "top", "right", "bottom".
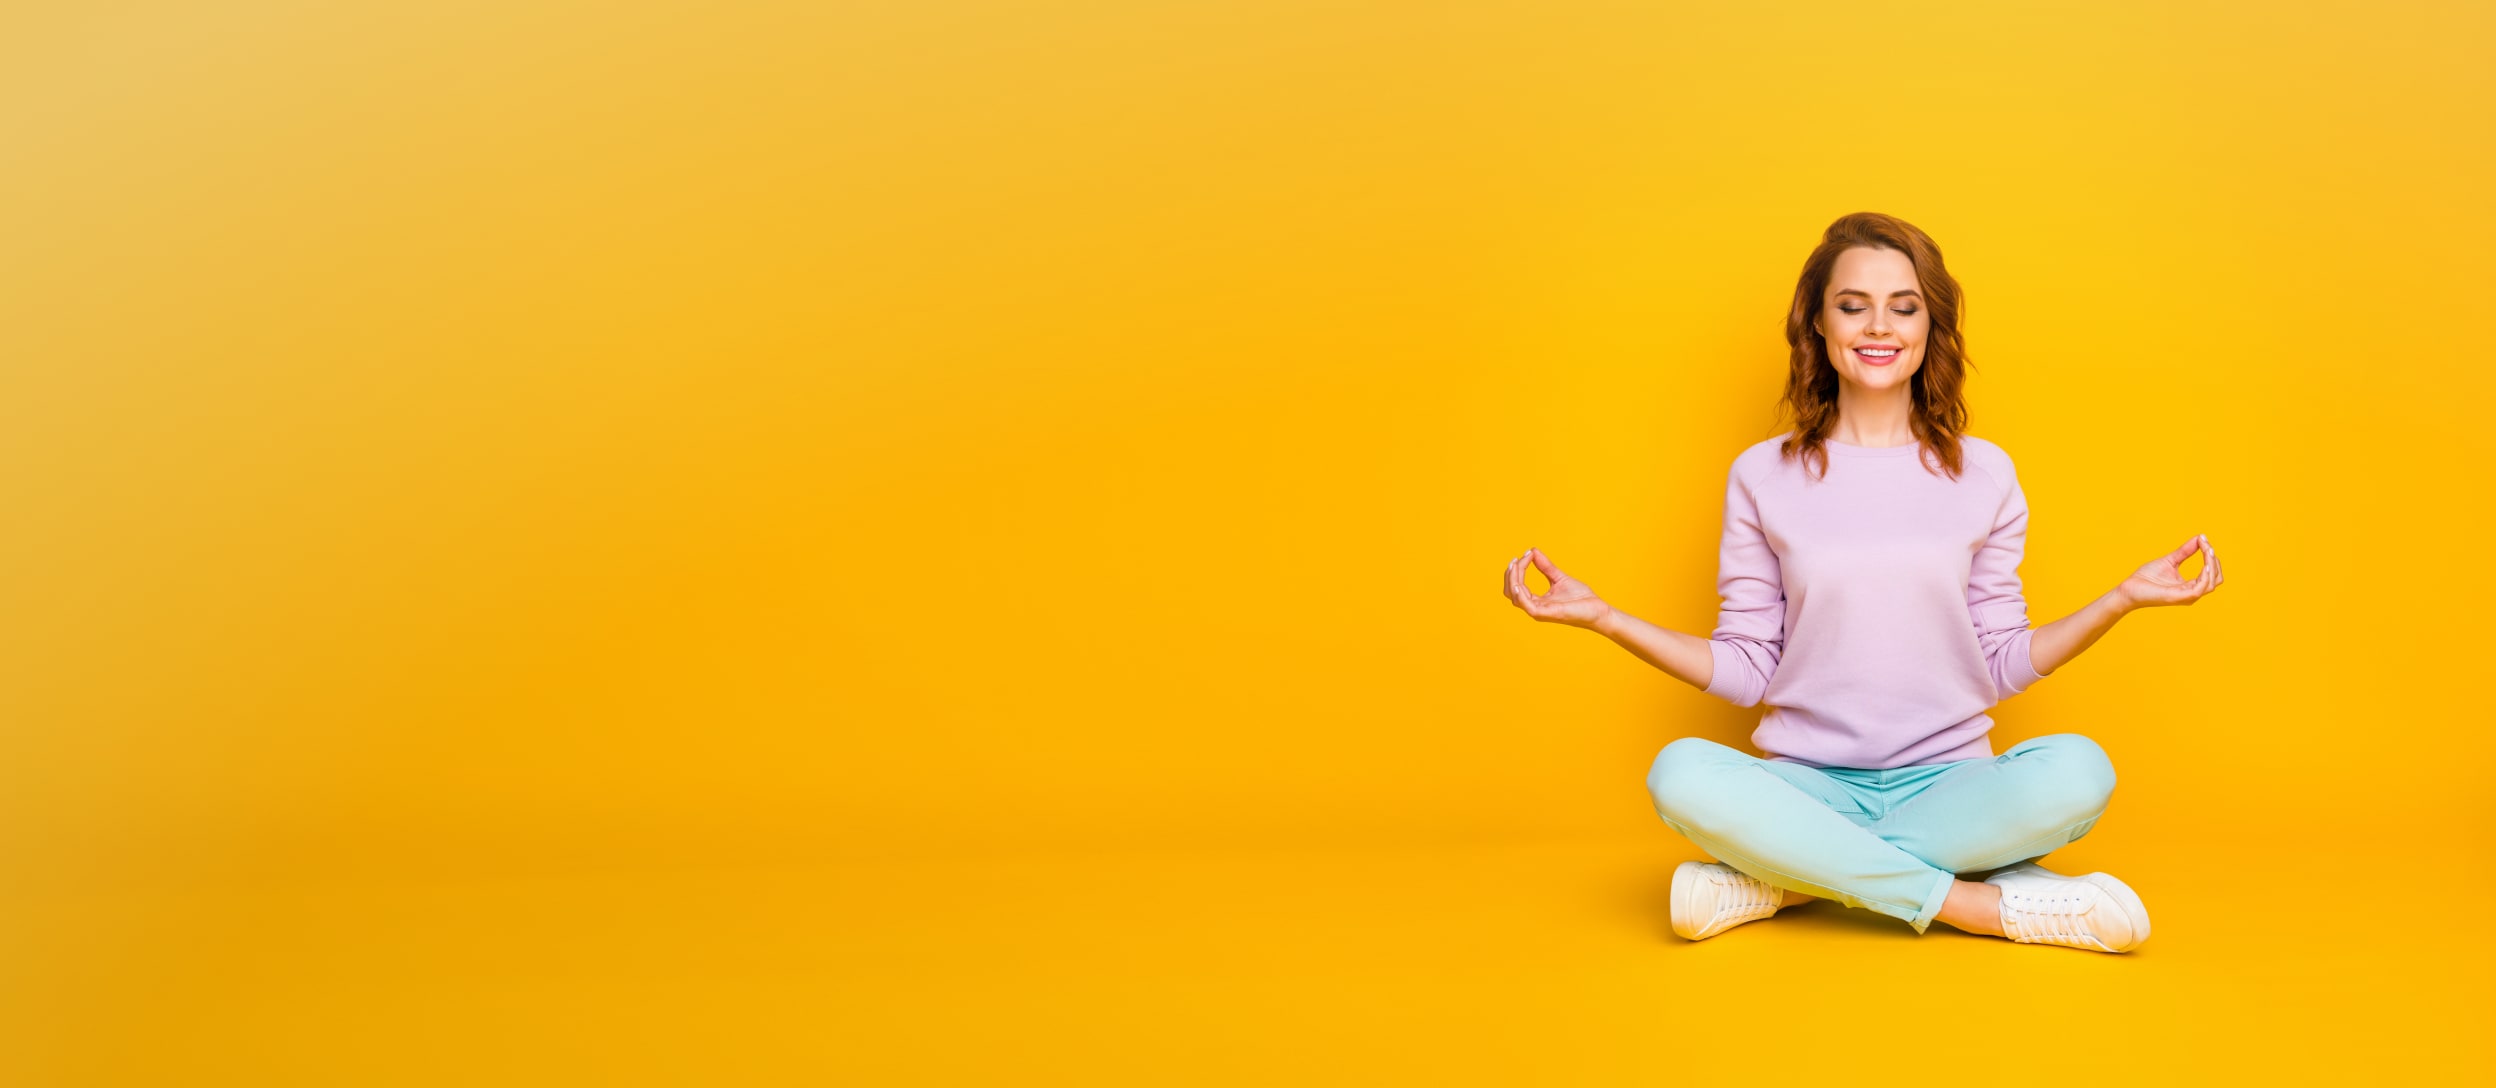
[{"left": 1853, "top": 347, "right": 1900, "bottom": 366}]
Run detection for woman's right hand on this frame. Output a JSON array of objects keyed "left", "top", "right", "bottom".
[{"left": 1503, "top": 548, "right": 1613, "bottom": 630}]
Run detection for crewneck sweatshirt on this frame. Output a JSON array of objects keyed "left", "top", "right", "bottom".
[{"left": 1702, "top": 432, "right": 2047, "bottom": 770}]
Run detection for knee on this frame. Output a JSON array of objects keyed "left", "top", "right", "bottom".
[
  {"left": 2020, "top": 733, "right": 2117, "bottom": 821},
  {"left": 1646, "top": 737, "right": 1738, "bottom": 824}
]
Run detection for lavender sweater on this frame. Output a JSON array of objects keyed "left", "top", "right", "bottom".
[{"left": 1702, "top": 433, "right": 2047, "bottom": 769}]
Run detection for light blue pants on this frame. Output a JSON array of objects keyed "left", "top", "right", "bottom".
[{"left": 1645, "top": 734, "right": 2117, "bottom": 933}]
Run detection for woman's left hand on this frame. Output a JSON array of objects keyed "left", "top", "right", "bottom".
[{"left": 2114, "top": 533, "right": 2224, "bottom": 611}]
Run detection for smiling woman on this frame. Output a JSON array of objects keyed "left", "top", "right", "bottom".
[
  {"left": 1783, "top": 215, "right": 1967, "bottom": 479},
  {"left": 1826, "top": 280, "right": 1916, "bottom": 369},
  {"left": 1501, "top": 211, "right": 2224, "bottom": 953}
]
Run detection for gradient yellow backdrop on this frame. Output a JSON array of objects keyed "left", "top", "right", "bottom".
[{"left": 2, "top": 0, "right": 2489, "bottom": 1083}]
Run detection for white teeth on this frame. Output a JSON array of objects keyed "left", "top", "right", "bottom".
[{"left": 1858, "top": 348, "right": 1897, "bottom": 356}]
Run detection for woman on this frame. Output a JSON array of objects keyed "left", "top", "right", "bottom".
[{"left": 1499, "top": 212, "right": 2223, "bottom": 953}]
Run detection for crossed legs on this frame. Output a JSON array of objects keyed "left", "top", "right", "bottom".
[{"left": 1645, "top": 734, "right": 2117, "bottom": 934}]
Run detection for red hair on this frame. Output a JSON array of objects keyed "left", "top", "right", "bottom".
[{"left": 1776, "top": 212, "right": 1973, "bottom": 481}]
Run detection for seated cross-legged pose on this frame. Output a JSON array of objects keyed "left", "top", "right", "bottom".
[{"left": 1499, "top": 211, "right": 2225, "bottom": 953}]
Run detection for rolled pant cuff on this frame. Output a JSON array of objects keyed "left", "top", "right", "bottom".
[{"left": 1908, "top": 869, "right": 1956, "bottom": 934}]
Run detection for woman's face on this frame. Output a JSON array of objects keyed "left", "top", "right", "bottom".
[{"left": 1814, "top": 245, "right": 1928, "bottom": 394}]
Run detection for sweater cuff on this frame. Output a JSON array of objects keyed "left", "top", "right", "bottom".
[
  {"left": 1703, "top": 638, "right": 1747, "bottom": 704},
  {"left": 2003, "top": 628, "right": 2048, "bottom": 695}
]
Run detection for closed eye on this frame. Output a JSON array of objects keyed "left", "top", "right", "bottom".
[{"left": 1838, "top": 307, "right": 1918, "bottom": 316}]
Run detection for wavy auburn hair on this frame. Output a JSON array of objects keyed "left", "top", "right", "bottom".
[{"left": 1778, "top": 211, "right": 1972, "bottom": 481}]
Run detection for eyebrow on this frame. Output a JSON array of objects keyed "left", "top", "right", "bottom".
[{"left": 1834, "top": 288, "right": 1922, "bottom": 300}]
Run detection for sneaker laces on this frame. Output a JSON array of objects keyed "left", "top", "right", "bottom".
[
  {"left": 1706, "top": 866, "right": 1783, "bottom": 926},
  {"left": 1997, "top": 882, "right": 2108, "bottom": 949}
]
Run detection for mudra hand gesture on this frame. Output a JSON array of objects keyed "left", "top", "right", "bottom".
[
  {"left": 2115, "top": 533, "right": 2225, "bottom": 610},
  {"left": 1503, "top": 548, "right": 1613, "bottom": 629}
]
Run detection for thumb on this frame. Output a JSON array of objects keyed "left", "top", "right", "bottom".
[
  {"left": 1528, "top": 548, "right": 1568, "bottom": 582},
  {"left": 2161, "top": 534, "right": 2204, "bottom": 564}
]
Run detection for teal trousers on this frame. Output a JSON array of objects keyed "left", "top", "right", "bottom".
[{"left": 1644, "top": 733, "right": 2117, "bottom": 933}]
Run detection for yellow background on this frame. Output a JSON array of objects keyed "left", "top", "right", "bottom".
[{"left": 2, "top": 0, "right": 2489, "bottom": 1082}]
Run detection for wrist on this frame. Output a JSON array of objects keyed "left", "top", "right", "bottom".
[
  {"left": 2102, "top": 587, "right": 2139, "bottom": 615},
  {"left": 1588, "top": 604, "right": 1625, "bottom": 637}
]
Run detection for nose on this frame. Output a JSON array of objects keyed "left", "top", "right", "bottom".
[{"left": 1867, "top": 307, "right": 1891, "bottom": 335}]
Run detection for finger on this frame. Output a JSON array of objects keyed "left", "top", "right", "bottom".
[
  {"left": 2210, "top": 543, "right": 2223, "bottom": 588},
  {"left": 1529, "top": 547, "right": 1565, "bottom": 584},
  {"left": 1506, "top": 555, "right": 1523, "bottom": 605},
  {"left": 2182, "top": 535, "right": 2211, "bottom": 581},
  {"left": 1512, "top": 555, "right": 1535, "bottom": 608},
  {"left": 2193, "top": 540, "right": 2216, "bottom": 596},
  {"left": 2162, "top": 534, "right": 2202, "bottom": 565}
]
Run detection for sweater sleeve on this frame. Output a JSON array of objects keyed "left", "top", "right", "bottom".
[
  {"left": 1967, "top": 460, "right": 2049, "bottom": 701},
  {"left": 1701, "top": 459, "right": 1784, "bottom": 707}
]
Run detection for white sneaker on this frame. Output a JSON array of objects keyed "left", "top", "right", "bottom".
[
  {"left": 1983, "top": 862, "right": 2152, "bottom": 952},
  {"left": 1671, "top": 860, "right": 1785, "bottom": 941}
]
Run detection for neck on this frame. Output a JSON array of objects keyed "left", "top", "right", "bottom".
[{"left": 1832, "top": 381, "right": 1916, "bottom": 447}]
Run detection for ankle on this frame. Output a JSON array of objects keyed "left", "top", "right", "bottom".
[{"left": 1935, "top": 879, "right": 2005, "bottom": 937}]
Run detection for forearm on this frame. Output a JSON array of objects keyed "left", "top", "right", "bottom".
[
  {"left": 1590, "top": 607, "right": 1716, "bottom": 691},
  {"left": 2026, "top": 589, "right": 2134, "bottom": 677}
]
